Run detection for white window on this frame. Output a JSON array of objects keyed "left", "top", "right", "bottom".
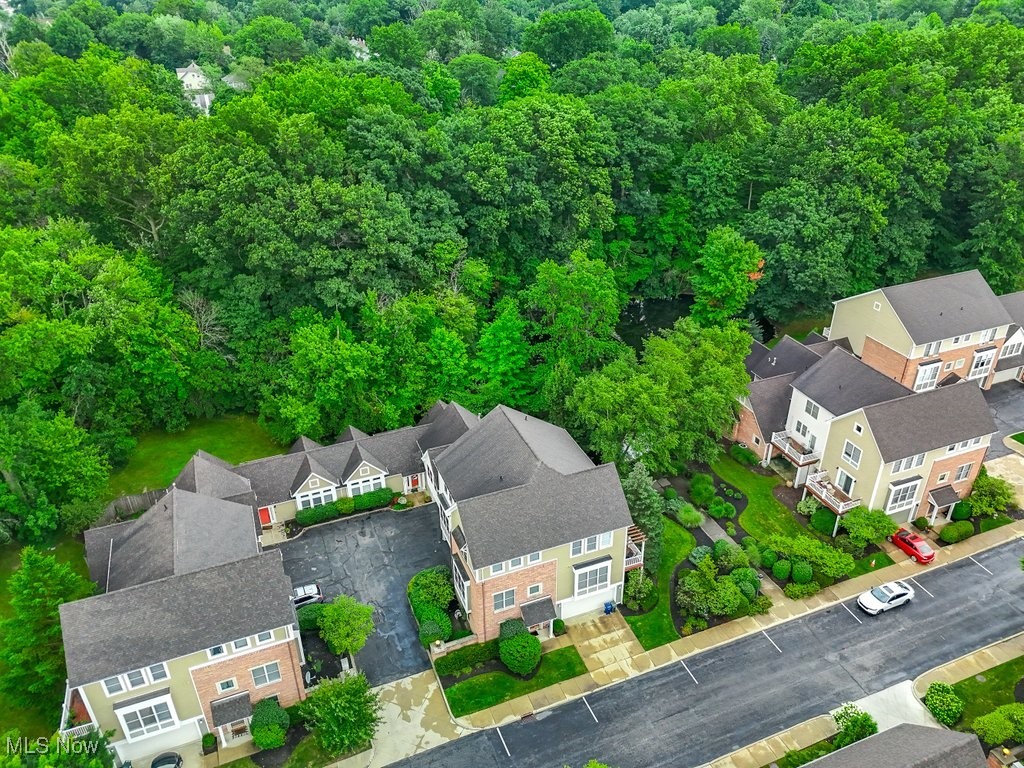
[
  {"left": 914, "top": 362, "right": 941, "bottom": 392},
  {"left": 955, "top": 463, "right": 972, "bottom": 482},
  {"left": 954, "top": 358, "right": 965, "bottom": 369},
  {"left": 103, "top": 676, "right": 124, "bottom": 696},
  {"left": 892, "top": 453, "right": 925, "bottom": 473},
  {"left": 121, "top": 700, "right": 176, "bottom": 740},
  {"left": 217, "top": 679, "right": 237, "bottom": 693},
  {"left": 256, "top": 631, "right": 274, "bottom": 644},
  {"left": 125, "top": 669, "right": 147, "bottom": 690},
  {"left": 804, "top": 400, "right": 820, "bottom": 419},
  {"left": 251, "top": 662, "right": 282, "bottom": 687},
  {"left": 599, "top": 531, "right": 613, "bottom": 548},
  {"left": 794, "top": 420, "right": 817, "bottom": 450},
  {"left": 1003, "top": 341, "right": 1023, "bottom": 358},
  {"left": 509, "top": 556, "right": 524, "bottom": 570},
  {"left": 836, "top": 469, "right": 856, "bottom": 496},
  {"left": 938, "top": 472, "right": 949, "bottom": 483},
  {"left": 527, "top": 551, "right": 541, "bottom": 564},
  {"left": 493, "top": 588, "right": 515, "bottom": 612},
  {"left": 491, "top": 561, "right": 505, "bottom": 575},
  {"left": 575, "top": 563, "right": 611, "bottom": 597},
  {"left": 853, "top": 423, "right": 863, "bottom": 435},
  {"left": 348, "top": 475, "right": 384, "bottom": 497},
  {"left": 297, "top": 487, "right": 336, "bottom": 510},
  {"left": 952, "top": 334, "right": 972, "bottom": 345},
  {"left": 887, "top": 481, "right": 920, "bottom": 514},
  {"left": 208, "top": 645, "right": 226, "bottom": 658},
  {"left": 968, "top": 349, "right": 996, "bottom": 380},
  {"left": 527, "top": 583, "right": 542, "bottom": 598},
  {"left": 233, "top": 638, "right": 250, "bottom": 651},
  {"left": 149, "top": 664, "right": 168, "bottom": 682},
  {"left": 922, "top": 341, "right": 940, "bottom": 357},
  {"left": 980, "top": 328, "right": 996, "bottom": 343},
  {"left": 841, "top": 441, "right": 862, "bottom": 469}
]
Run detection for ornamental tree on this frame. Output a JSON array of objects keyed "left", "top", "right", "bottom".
[
  {"left": 300, "top": 674, "right": 382, "bottom": 755},
  {"left": 839, "top": 507, "right": 898, "bottom": 548},
  {"left": 318, "top": 595, "right": 376, "bottom": 657}
]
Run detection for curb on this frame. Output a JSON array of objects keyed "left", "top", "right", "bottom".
[
  {"left": 699, "top": 715, "right": 837, "bottom": 768},
  {"left": 911, "top": 629, "right": 1024, "bottom": 698},
  {"left": 265, "top": 499, "right": 432, "bottom": 544}
]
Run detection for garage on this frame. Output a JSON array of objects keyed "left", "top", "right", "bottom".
[{"left": 559, "top": 556, "right": 622, "bottom": 619}]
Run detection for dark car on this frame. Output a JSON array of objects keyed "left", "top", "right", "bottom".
[
  {"left": 150, "top": 754, "right": 182, "bottom": 768},
  {"left": 889, "top": 527, "right": 936, "bottom": 564}
]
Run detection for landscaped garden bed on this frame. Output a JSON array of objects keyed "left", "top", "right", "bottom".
[
  {"left": 929, "top": 468, "right": 1020, "bottom": 547},
  {"left": 759, "top": 704, "right": 879, "bottom": 768},
  {"left": 285, "top": 489, "right": 402, "bottom": 536}
]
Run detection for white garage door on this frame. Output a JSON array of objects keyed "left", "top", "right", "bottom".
[{"left": 560, "top": 585, "right": 619, "bottom": 619}]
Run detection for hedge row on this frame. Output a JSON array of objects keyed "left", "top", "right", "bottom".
[
  {"left": 434, "top": 639, "right": 501, "bottom": 676},
  {"left": 939, "top": 520, "right": 975, "bottom": 544},
  {"left": 295, "top": 497, "right": 355, "bottom": 526},
  {"left": 353, "top": 487, "right": 399, "bottom": 511}
]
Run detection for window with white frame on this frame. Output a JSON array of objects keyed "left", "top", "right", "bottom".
[
  {"left": 103, "top": 676, "right": 124, "bottom": 695},
  {"left": 308, "top": 477, "right": 319, "bottom": 488},
  {"left": 952, "top": 334, "right": 972, "bottom": 345},
  {"left": 968, "top": 348, "right": 996, "bottom": 380},
  {"left": 348, "top": 475, "right": 384, "bottom": 497},
  {"left": 914, "top": 361, "right": 941, "bottom": 392},
  {"left": 233, "top": 638, "right": 250, "bottom": 651},
  {"left": 509, "top": 556, "right": 524, "bottom": 570},
  {"left": 873, "top": 301, "right": 881, "bottom": 311},
  {"left": 527, "top": 551, "right": 541, "bottom": 564},
  {"left": 296, "top": 486, "right": 336, "bottom": 510},
  {"left": 491, "top": 561, "right": 505, "bottom": 574},
  {"left": 842, "top": 440, "right": 862, "bottom": 468},
  {"left": 938, "top": 472, "right": 949, "bottom": 482},
  {"left": 125, "top": 669, "right": 147, "bottom": 690},
  {"left": 527, "top": 583, "right": 542, "bottom": 598},
  {"left": 836, "top": 469, "right": 856, "bottom": 496},
  {"left": 574, "top": 562, "right": 611, "bottom": 597},
  {"left": 980, "top": 328, "right": 996, "bottom": 343},
  {"left": 251, "top": 662, "right": 281, "bottom": 687},
  {"left": 886, "top": 480, "right": 920, "bottom": 514},
  {"left": 922, "top": 341, "right": 940, "bottom": 357},
  {"left": 854, "top": 423, "right": 863, "bottom": 435},
  {"left": 149, "top": 664, "right": 168, "bottom": 682},
  {"left": 256, "top": 631, "right": 273, "bottom": 644},
  {"left": 955, "top": 463, "right": 972, "bottom": 482},
  {"left": 493, "top": 588, "right": 515, "bottom": 612},
  {"left": 118, "top": 697, "right": 177, "bottom": 740},
  {"left": 571, "top": 532, "right": 612, "bottom": 557},
  {"left": 208, "top": 645, "right": 226, "bottom": 658},
  {"left": 892, "top": 453, "right": 925, "bottom": 473},
  {"left": 804, "top": 400, "right": 820, "bottom": 419},
  {"left": 1003, "top": 340, "right": 1024, "bottom": 358},
  {"left": 218, "top": 679, "right": 237, "bottom": 693},
  {"left": 360, "top": 466, "right": 371, "bottom": 476},
  {"left": 955, "top": 358, "right": 965, "bottom": 369}
]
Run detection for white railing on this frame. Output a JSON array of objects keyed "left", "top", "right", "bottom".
[
  {"left": 61, "top": 723, "right": 97, "bottom": 739},
  {"left": 771, "top": 431, "right": 822, "bottom": 465},
  {"left": 806, "top": 472, "right": 860, "bottom": 513},
  {"left": 624, "top": 554, "right": 644, "bottom": 569},
  {"left": 822, "top": 327, "right": 831, "bottom": 339}
]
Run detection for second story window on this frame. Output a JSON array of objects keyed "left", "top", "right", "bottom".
[
  {"left": 804, "top": 400, "right": 820, "bottom": 419},
  {"left": 103, "top": 676, "right": 124, "bottom": 695},
  {"left": 570, "top": 532, "right": 613, "bottom": 557},
  {"left": 842, "top": 440, "right": 862, "bottom": 468},
  {"left": 893, "top": 453, "right": 925, "bottom": 473},
  {"left": 251, "top": 662, "right": 282, "bottom": 687},
  {"left": 922, "top": 341, "right": 940, "bottom": 357},
  {"left": 1003, "top": 340, "right": 1023, "bottom": 358},
  {"left": 980, "top": 328, "right": 996, "bottom": 343},
  {"left": 208, "top": 645, "right": 226, "bottom": 658},
  {"left": 914, "top": 361, "right": 940, "bottom": 392}
]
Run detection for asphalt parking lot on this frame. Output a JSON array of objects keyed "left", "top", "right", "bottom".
[
  {"left": 274, "top": 503, "right": 447, "bottom": 686},
  {"left": 984, "top": 381, "right": 1024, "bottom": 458}
]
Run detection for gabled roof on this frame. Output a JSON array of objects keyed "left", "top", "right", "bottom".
[
  {"left": 289, "top": 454, "right": 339, "bottom": 494},
  {"left": 336, "top": 426, "right": 369, "bottom": 443},
  {"left": 341, "top": 444, "right": 386, "bottom": 480},
  {"left": 211, "top": 692, "right": 252, "bottom": 727},
  {"left": 862, "top": 382, "right": 997, "bottom": 462},
  {"left": 803, "top": 723, "right": 984, "bottom": 767},
  {"left": 60, "top": 553, "right": 295, "bottom": 687},
  {"left": 747, "top": 373, "right": 800, "bottom": 436},
  {"left": 288, "top": 436, "right": 322, "bottom": 454},
  {"left": 880, "top": 270, "right": 1012, "bottom": 344},
  {"left": 418, "top": 401, "right": 480, "bottom": 451},
  {"left": 745, "top": 336, "right": 821, "bottom": 380},
  {"left": 1000, "top": 291, "right": 1024, "bottom": 326},
  {"left": 84, "top": 489, "right": 259, "bottom": 593},
  {"left": 792, "top": 347, "right": 912, "bottom": 416},
  {"left": 173, "top": 452, "right": 252, "bottom": 500}
]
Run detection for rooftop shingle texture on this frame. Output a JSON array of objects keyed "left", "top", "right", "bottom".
[
  {"left": 173, "top": 453, "right": 253, "bottom": 500},
  {"left": 1000, "top": 291, "right": 1024, "bottom": 326},
  {"left": 85, "top": 489, "right": 259, "bottom": 593},
  {"left": 60, "top": 553, "right": 295, "bottom": 687},
  {"left": 793, "top": 347, "right": 912, "bottom": 416},
  {"left": 745, "top": 336, "right": 822, "bottom": 380},
  {"left": 336, "top": 426, "right": 369, "bottom": 443},
  {"left": 288, "top": 436, "right": 322, "bottom": 454},
  {"left": 289, "top": 455, "right": 339, "bottom": 494},
  {"left": 211, "top": 692, "right": 252, "bottom": 726},
  {"left": 804, "top": 723, "right": 984, "bottom": 768},
  {"left": 881, "top": 269, "right": 1012, "bottom": 344},
  {"left": 418, "top": 401, "right": 480, "bottom": 451},
  {"left": 863, "top": 382, "right": 997, "bottom": 462},
  {"left": 746, "top": 373, "right": 799, "bottom": 436},
  {"left": 341, "top": 444, "right": 387, "bottom": 481}
]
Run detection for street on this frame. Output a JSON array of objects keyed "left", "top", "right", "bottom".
[{"left": 394, "top": 539, "right": 1024, "bottom": 768}]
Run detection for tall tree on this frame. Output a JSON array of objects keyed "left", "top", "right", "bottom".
[
  {"left": 521, "top": 10, "right": 615, "bottom": 69},
  {"left": 317, "top": 595, "right": 376, "bottom": 657},
  {"left": 689, "top": 226, "right": 764, "bottom": 326},
  {"left": 619, "top": 461, "right": 665, "bottom": 573},
  {"left": 469, "top": 299, "right": 534, "bottom": 411}
]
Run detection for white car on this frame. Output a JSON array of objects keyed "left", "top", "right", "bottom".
[
  {"left": 292, "top": 583, "right": 325, "bottom": 609},
  {"left": 856, "top": 580, "right": 915, "bottom": 615}
]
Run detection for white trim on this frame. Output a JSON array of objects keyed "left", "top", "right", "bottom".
[
  {"left": 207, "top": 645, "right": 226, "bottom": 659},
  {"left": 233, "top": 637, "right": 250, "bottom": 651},
  {"left": 250, "top": 661, "right": 282, "bottom": 688},
  {"left": 572, "top": 560, "right": 612, "bottom": 598},
  {"left": 841, "top": 440, "right": 862, "bottom": 469},
  {"left": 217, "top": 678, "right": 237, "bottom": 693},
  {"left": 914, "top": 360, "right": 941, "bottom": 392},
  {"left": 527, "top": 551, "right": 541, "bottom": 564},
  {"left": 103, "top": 676, "right": 124, "bottom": 696},
  {"left": 492, "top": 588, "right": 516, "bottom": 613},
  {"left": 955, "top": 463, "right": 973, "bottom": 482},
  {"left": 115, "top": 692, "right": 179, "bottom": 743},
  {"left": 255, "top": 631, "right": 274, "bottom": 645},
  {"left": 885, "top": 479, "right": 920, "bottom": 515},
  {"left": 527, "top": 583, "right": 542, "bottom": 598}
]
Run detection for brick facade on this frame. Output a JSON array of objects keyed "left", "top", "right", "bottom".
[
  {"left": 862, "top": 335, "right": 1006, "bottom": 391},
  {"left": 924, "top": 447, "right": 988, "bottom": 504},
  {"left": 190, "top": 638, "right": 305, "bottom": 730},
  {"left": 465, "top": 560, "right": 558, "bottom": 641},
  {"left": 731, "top": 405, "right": 771, "bottom": 463}
]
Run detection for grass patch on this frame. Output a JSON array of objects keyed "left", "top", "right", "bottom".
[
  {"left": 981, "top": 515, "right": 1015, "bottom": 533},
  {"left": 711, "top": 455, "right": 811, "bottom": 541},
  {"left": 282, "top": 733, "right": 366, "bottom": 768},
  {"left": 761, "top": 738, "right": 835, "bottom": 768},
  {"left": 220, "top": 759, "right": 260, "bottom": 768},
  {"left": 849, "top": 551, "right": 895, "bottom": 577},
  {"left": 624, "top": 517, "right": 696, "bottom": 650},
  {"left": 103, "top": 414, "right": 283, "bottom": 500},
  {"left": 1012, "top": 432, "right": 1024, "bottom": 446},
  {"left": 445, "top": 646, "right": 587, "bottom": 717},
  {"left": 952, "top": 655, "right": 1024, "bottom": 730},
  {"left": 767, "top": 314, "right": 832, "bottom": 346}
]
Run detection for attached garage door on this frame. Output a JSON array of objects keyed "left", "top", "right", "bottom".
[{"left": 561, "top": 556, "right": 618, "bottom": 618}]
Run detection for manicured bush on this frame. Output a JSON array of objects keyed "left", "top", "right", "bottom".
[
  {"left": 729, "top": 567, "right": 760, "bottom": 593},
  {"left": 624, "top": 569, "right": 654, "bottom": 609},
  {"left": 764, "top": 534, "right": 855, "bottom": 578},
  {"left": 924, "top": 682, "right": 965, "bottom": 727},
  {"left": 730, "top": 443, "right": 759, "bottom": 466},
  {"left": 553, "top": 618, "right": 565, "bottom": 636},
  {"left": 722, "top": 501, "right": 737, "bottom": 519},
  {"left": 301, "top": 674, "right": 381, "bottom": 755},
  {"left": 434, "top": 639, "right": 500, "bottom": 676},
  {"left": 713, "top": 539, "right": 749, "bottom": 572},
  {"left": 408, "top": 566, "right": 456, "bottom": 617},
  {"left": 664, "top": 487, "right": 678, "bottom": 501},
  {"left": 832, "top": 534, "right": 865, "bottom": 558},
  {"left": 809, "top": 507, "right": 837, "bottom": 536},
  {"left": 689, "top": 473, "right": 716, "bottom": 507},
  {"left": 742, "top": 539, "right": 762, "bottom": 568},
  {"left": 796, "top": 497, "right": 821, "bottom": 517},
  {"left": 952, "top": 500, "right": 973, "bottom": 521},
  {"left": 970, "top": 469, "right": 1016, "bottom": 517},
  {"left": 939, "top": 520, "right": 975, "bottom": 544},
  {"left": 791, "top": 560, "right": 813, "bottom": 585},
  {"left": 499, "top": 632, "right": 542, "bottom": 676},
  {"left": 972, "top": 710, "right": 1014, "bottom": 745},
  {"left": 784, "top": 582, "right": 821, "bottom": 599},
  {"left": 736, "top": 580, "right": 756, "bottom": 601},
  {"left": 689, "top": 545, "right": 712, "bottom": 566},
  {"left": 353, "top": 488, "right": 398, "bottom": 512},
  {"left": 912, "top": 516, "right": 930, "bottom": 531},
  {"left": 725, "top": 521, "right": 736, "bottom": 536},
  {"left": 416, "top": 604, "right": 453, "bottom": 646},
  {"left": 708, "top": 496, "right": 728, "bottom": 519},
  {"left": 749, "top": 594, "right": 773, "bottom": 614},
  {"left": 297, "top": 603, "right": 326, "bottom": 632},
  {"left": 675, "top": 502, "right": 704, "bottom": 528},
  {"left": 772, "top": 559, "right": 791, "bottom": 580},
  {"left": 760, "top": 548, "right": 778, "bottom": 569},
  {"left": 251, "top": 698, "right": 290, "bottom": 750},
  {"left": 295, "top": 497, "right": 356, "bottom": 526},
  {"left": 499, "top": 618, "right": 528, "bottom": 642}
]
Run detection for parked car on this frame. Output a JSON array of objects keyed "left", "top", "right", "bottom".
[
  {"left": 292, "top": 583, "right": 325, "bottom": 609},
  {"left": 151, "top": 754, "right": 182, "bottom": 768},
  {"left": 888, "top": 528, "right": 935, "bottom": 564},
  {"left": 857, "top": 580, "right": 915, "bottom": 615}
]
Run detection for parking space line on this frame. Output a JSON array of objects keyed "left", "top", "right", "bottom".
[
  {"left": 969, "top": 556, "right": 994, "bottom": 576},
  {"left": 908, "top": 576, "right": 934, "bottom": 598},
  {"left": 496, "top": 727, "right": 510, "bottom": 757},
  {"left": 762, "top": 630, "right": 782, "bottom": 653},
  {"left": 680, "top": 659, "right": 699, "bottom": 685},
  {"left": 582, "top": 696, "right": 599, "bottom": 723},
  {"left": 840, "top": 602, "right": 863, "bottom": 624}
]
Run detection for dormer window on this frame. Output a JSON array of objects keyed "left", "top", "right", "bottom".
[{"left": 922, "top": 341, "right": 940, "bottom": 357}]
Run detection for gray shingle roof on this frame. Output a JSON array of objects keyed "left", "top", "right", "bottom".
[
  {"left": 1000, "top": 291, "right": 1024, "bottom": 326},
  {"left": 793, "top": 347, "right": 912, "bottom": 416},
  {"left": 174, "top": 453, "right": 253, "bottom": 500},
  {"left": 746, "top": 373, "right": 799, "bottom": 436},
  {"left": 804, "top": 723, "right": 984, "bottom": 768},
  {"left": 863, "top": 382, "right": 998, "bottom": 462},
  {"left": 341, "top": 444, "right": 386, "bottom": 481},
  {"left": 881, "top": 270, "right": 1012, "bottom": 344},
  {"left": 336, "top": 426, "right": 368, "bottom": 443},
  {"left": 289, "top": 454, "right": 339, "bottom": 494},
  {"left": 59, "top": 552, "right": 296, "bottom": 687},
  {"left": 85, "top": 489, "right": 259, "bottom": 593},
  {"left": 520, "top": 597, "right": 556, "bottom": 627},
  {"left": 211, "top": 692, "right": 252, "bottom": 726},
  {"left": 418, "top": 401, "right": 479, "bottom": 451},
  {"left": 805, "top": 337, "right": 853, "bottom": 355},
  {"left": 745, "top": 336, "right": 822, "bottom": 380},
  {"left": 288, "top": 436, "right": 321, "bottom": 454}
]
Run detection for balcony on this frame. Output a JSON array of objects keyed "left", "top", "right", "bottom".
[
  {"left": 625, "top": 526, "right": 646, "bottom": 571},
  {"left": 59, "top": 686, "right": 97, "bottom": 739},
  {"left": 806, "top": 471, "right": 861, "bottom": 514},
  {"left": 771, "top": 431, "right": 822, "bottom": 466}
]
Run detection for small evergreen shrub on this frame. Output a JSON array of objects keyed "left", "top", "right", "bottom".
[
  {"left": 297, "top": 603, "right": 326, "bottom": 632},
  {"left": 951, "top": 500, "right": 973, "bottom": 521},
  {"left": 912, "top": 516, "right": 930, "bottom": 531},
  {"left": 939, "top": 520, "right": 975, "bottom": 544},
  {"left": 972, "top": 710, "right": 1014, "bottom": 745},
  {"left": 784, "top": 582, "right": 821, "bottom": 599},
  {"left": 498, "top": 618, "right": 528, "bottom": 642},
  {"left": 736, "top": 581, "right": 756, "bottom": 601},
  {"left": 553, "top": 619, "right": 566, "bottom": 636},
  {"left": 295, "top": 497, "right": 356, "bottom": 526},
  {"left": 416, "top": 604, "right": 452, "bottom": 646},
  {"left": 809, "top": 507, "right": 838, "bottom": 536},
  {"left": 760, "top": 549, "right": 778, "bottom": 569},
  {"left": 725, "top": 521, "right": 737, "bottom": 536},
  {"left": 722, "top": 501, "right": 737, "bottom": 519},
  {"left": 689, "top": 473, "right": 716, "bottom": 507},
  {"left": 750, "top": 594, "right": 773, "bottom": 614},
  {"left": 689, "top": 545, "right": 712, "bottom": 566},
  {"left": 434, "top": 639, "right": 500, "bottom": 676},
  {"left": 353, "top": 488, "right": 397, "bottom": 511},
  {"left": 250, "top": 698, "right": 290, "bottom": 750},
  {"left": 772, "top": 559, "right": 791, "bottom": 580},
  {"left": 924, "top": 682, "right": 965, "bottom": 727},
  {"left": 675, "top": 502, "right": 704, "bottom": 528},
  {"left": 664, "top": 487, "right": 678, "bottom": 501},
  {"left": 408, "top": 566, "right": 455, "bottom": 619},
  {"left": 708, "top": 496, "right": 728, "bottom": 519},
  {"left": 791, "top": 560, "right": 813, "bottom": 585},
  {"left": 499, "top": 632, "right": 542, "bottom": 676}
]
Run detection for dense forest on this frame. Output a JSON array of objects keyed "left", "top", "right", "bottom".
[{"left": 1, "top": 0, "right": 1023, "bottom": 542}]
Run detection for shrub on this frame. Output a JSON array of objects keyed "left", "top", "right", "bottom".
[
  {"left": 725, "top": 521, "right": 737, "bottom": 536},
  {"left": 714, "top": 540, "right": 749, "bottom": 572},
  {"left": 708, "top": 496, "right": 728, "bottom": 519},
  {"left": 783, "top": 582, "right": 821, "bottom": 599},
  {"left": 553, "top": 618, "right": 565, "bottom": 636},
  {"left": 319, "top": 594, "right": 376, "bottom": 656},
  {"left": 839, "top": 506, "right": 899, "bottom": 548},
  {"left": 675, "top": 502, "right": 704, "bottom": 529},
  {"left": 681, "top": 616, "right": 708, "bottom": 635},
  {"left": 777, "top": 741, "right": 834, "bottom": 767},
  {"left": 973, "top": 710, "right": 1014, "bottom": 745},
  {"left": 939, "top": 520, "right": 975, "bottom": 544},
  {"left": 202, "top": 733, "right": 216, "bottom": 749},
  {"left": 689, "top": 545, "right": 712, "bottom": 566},
  {"left": 772, "top": 559, "right": 791, "bottom": 580},
  {"left": 970, "top": 469, "right": 1016, "bottom": 517},
  {"left": 722, "top": 501, "right": 737, "bottom": 519},
  {"left": 831, "top": 703, "right": 877, "bottom": 749},
  {"left": 408, "top": 566, "right": 456, "bottom": 615},
  {"left": 809, "top": 507, "right": 837, "bottom": 536},
  {"left": 742, "top": 539, "right": 762, "bottom": 568},
  {"left": 760, "top": 549, "right": 778, "bottom": 569},
  {"left": 499, "top": 618, "right": 528, "bottom": 642},
  {"left": 730, "top": 567, "right": 760, "bottom": 593},
  {"left": 795, "top": 497, "right": 820, "bottom": 517},
  {"left": 664, "top": 487, "right": 678, "bottom": 501},
  {"left": 912, "top": 516, "right": 930, "bottom": 531},
  {"left": 749, "top": 594, "right": 773, "bottom": 614},
  {"left": 689, "top": 473, "right": 716, "bottom": 507},
  {"left": 791, "top": 560, "right": 813, "bottom": 585},
  {"left": 417, "top": 604, "right": 452, "bottom": 646},
  {"left": 301, "top": 674, "right": 381, "bottom": 755},
  {"left": 730, "top": 443, "right": 759, "bottom": 466},
  {"left": 295, "top": 497, "right": 355, "bottom": 526},
  {"left": 924, "top": 682, "right": 965, "bottom": 727},
  {"left": 251, "top": 698, "right": 290, "bottom": 750},
  {"left": 625, "top": 569, "right": 654, "bottom": 609},
  {"left": 499, "top": 632, "right": 542, "bottom": 676},
  {"left": 832, "top": 534, "right": 865, "bottom": 558},
  {"left": 297, "top": 603, "right": 326, "bottom": 632},
  {"left": 764, "top": 534, "right": 855, "bottom": 578},
  {"left": 951, "top": 500, "right": 973, "bottom": 521},
  {"left": 353, "top": 488, "right": 397, "bottom": 511},
  {"left": 434, "top": 639, "right": 500, "bottom": 676},
  {"left": 736, "top": 581, "right": 756, "bottom": 601}
]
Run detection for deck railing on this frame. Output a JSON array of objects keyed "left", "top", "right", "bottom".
[
  {"left": 806, "top": 471, "right": 860, "bottom": 513},
  {"left": 770, "top": 431, "right": 822, "bottom": 465}
]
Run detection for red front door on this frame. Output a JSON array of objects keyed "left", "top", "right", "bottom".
[{"left": 258, "top": 507, "right": 272, "bottom": 526}]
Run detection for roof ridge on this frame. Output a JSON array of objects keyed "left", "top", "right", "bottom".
[
  {"left": 880, "top": 269, "right": 982, "bottom": 292},
  {"left": 861, "top": 379, "right": 965, "bottom": 412}
]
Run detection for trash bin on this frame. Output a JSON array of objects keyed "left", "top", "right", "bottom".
[{"left": 603, "top": 601, "right": 615, "bottom": 615}]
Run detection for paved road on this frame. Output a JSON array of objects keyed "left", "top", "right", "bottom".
[
  {"left": 984, "top": 381, "right": 1024, "bottom": 459},
  {"left": 395, "top": 539, "right": 1024, "bottom": 768},
  {"left": 275, "top": 504, "right": 446, "bottom": 686}
]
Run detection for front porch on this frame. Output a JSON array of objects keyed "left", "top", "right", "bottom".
[
  {"left": 805, "top": 470, "right": 861, "bottom": 514},
  {"left": 625, "top": 526, "right": 646, "bottom": 571},
  {"left": 770, "top": 431, "right": 823, "bottom": 467}
]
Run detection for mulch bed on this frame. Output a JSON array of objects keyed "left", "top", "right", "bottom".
[
  {"left": 668, "top": 557, "right": 732, "bottom": 636},
  {"left": 1013, "top": 676, "right": 1024, "bottom": 703},
  {"left": 251, "top": 723, "right": 311, "bottom": 768},
  {"left": 773, "top": 484, "right": 802, "bottom": 511},
  {"left": 438, "top": 653, "right": 544, "bottom": 689},
  {"left": 300, "top": 631, "right": 349, "bottom": 686}
]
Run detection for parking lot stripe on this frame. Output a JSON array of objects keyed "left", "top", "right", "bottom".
[
  {"left": 840, "top": 602, "right": 863, "bottom": 624},
  {"left": 762, "top": 630, "right": 782, "bottom": 654},
  {"left": 908, "top": 576, "right": 934, "bottom": 598},
  {"left": 582, "top": 696, "right": 599, "bottom": 723},
  {"left": 680, "top": 659, "right": 699, "bottom": 685},
  {"left": 496, "top": 727, "right": 511, "bottom": 757},
  {"left": 969, "top": 556, "right": 994, "bottom": 576}
]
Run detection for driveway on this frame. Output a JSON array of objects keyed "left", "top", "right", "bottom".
[
  {"left": 984, "top": 381, "right": 1024, "bottom": 459},
  {"left": 275, "top": 504, "right": 447, "bottom": 686}
]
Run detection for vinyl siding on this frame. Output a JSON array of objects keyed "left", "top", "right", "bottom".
[{"left": 830, "top": 293, "right": 913, "bottom": 357}]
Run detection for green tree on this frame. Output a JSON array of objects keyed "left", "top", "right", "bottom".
[
  {"left": 47, "top": 13, "right": 95, "bottom": 58},
  {"left": 690, "top": 226, "right": 764, "bottom": 326},
  {"left": 366, "top": 23, "right": 425, "bottom": 69},
  {"left": 232, "top": 17, "right": 305, "bottom": 62},
  {"left": 448, "top": 53, "right": 500, "bottom": 105},
  {"left": 300, "top": 674, "right": 382, "bottom": 755},
  {"left": 470, "top": 299, "right": 534, "bottom": 411},
  {"left": 0, "top": 730, "right": 113, "bottom": 768},
  {"left": 968, "top": 469, "right": 1016, "bottom": 517},
  {"left": 696, "top": 23, "right": 760, "bottom": 56},
  {"left": 619, "top": 462, "right": 665, "bottom": 573},
  {"left": 838, "top": 507, "right": 899, "bottom": 548},
  {"left": 413, "top": 10, "right": 476, "bottom": 62},
  {"left": 521, "top": 10, "right": 615, "bottom": 69},
  {"left": 317, "top": 595, "right": 376, "bottom": 657},
  {"left": 831, "top": 703, "right": 878, "bottom": 749},
  {"left": 498, "top": 52, "right": 550, "bottom": 102},
  {"left": 0, "top": 548, "right": 93, "bottom": 711}
]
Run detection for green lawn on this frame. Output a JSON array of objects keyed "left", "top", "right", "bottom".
[
  {"left": 711, "top": 456, "right": 811, "bottom": 541},
  {"left": 103, "top": 414, "right": 284, "bottom": 500},
  {"left": 952, "top": 655, "right": 1024, "bottom": 729},
  {"left": 767, "top": 314, "right": 832, "bottom": 346},
  {"left": 624, "top": 517, "right": 696, "bottom": 650},
  {"left": 1011, "top": 432, "right": 1024, "bottom": 445},
  {"left": 849, "top": 551, "right": 895, "bottom": 577},
  {"left": 445, "top": 646, "right": 588, "bottom": 717},
  {"left": 981, "top": 515, "right": 1016, "bottom": 533}
]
